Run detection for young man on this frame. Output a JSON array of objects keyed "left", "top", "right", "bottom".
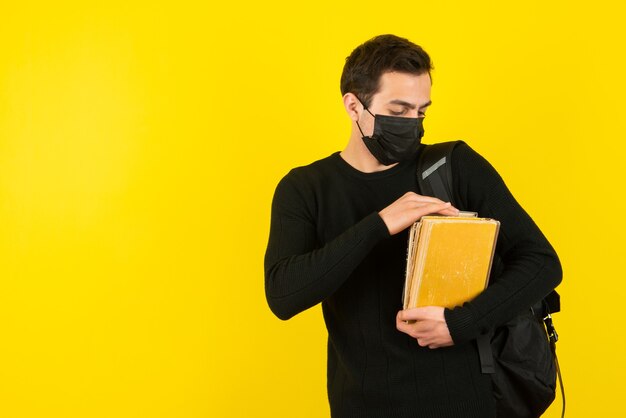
[{"left": 264, "top": 34, "right": 561, "bottom": 418}]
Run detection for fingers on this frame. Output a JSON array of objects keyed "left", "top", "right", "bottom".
[
  {"left": 411, "top": 201, "right": 455, "bottom": 219},
  {"left": 379, "top": 192, "right": 460, "bottom": 236},
  {"left": 399, "top": 191, "right": 443, "bottom": 203},
  {"left": 437, "top": 206, "right": 462, "bottom": 216},
  {"left": 401, "top": 192, "right": 459, "bottom": 207},
  {"left": 396, "top": 311, "right": 415, "bottom": 335},
  {"left": 399, "top": 192, "right": 457, "bottom": 210},
  {"left": 396, "top": 308, "right": 454, "bottom": 349},
  {"left": 395, "top": 317, "right": 440, "bottom": 348},
  {"left": 398, "top": 306, "right": 443, "bottom": 322},
  {"left": 396, "top": 310, "right": 436, "bottom": 336}
]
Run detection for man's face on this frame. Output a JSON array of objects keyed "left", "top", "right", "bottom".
[{"left": 358, "top": 71, "right": 432, "bottom": 136}]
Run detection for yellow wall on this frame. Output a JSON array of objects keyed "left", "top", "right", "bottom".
[{"left": 1, "top": 1, "right": 624, "bottom": 417}]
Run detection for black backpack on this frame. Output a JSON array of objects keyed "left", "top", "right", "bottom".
[{"left": 416, "top": 141, "right": 565, "bottom": 418}]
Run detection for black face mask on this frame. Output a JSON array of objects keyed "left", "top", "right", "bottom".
[{"left": 356, "top": 106, "right": 425, "bottom": 166}]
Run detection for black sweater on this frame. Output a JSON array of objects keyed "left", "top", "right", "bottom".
[{"left": 264, "top": 142, "right": 562, "bottom": 418}]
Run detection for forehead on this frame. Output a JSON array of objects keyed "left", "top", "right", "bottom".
[{"left": 374, "top": 71, "right": 432, "bottom": 104}]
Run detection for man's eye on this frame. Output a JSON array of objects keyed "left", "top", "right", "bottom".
[
  {"left": 390, "top": 110, "right": 404, "bottom": 116},
  {"left": 419, "top": 111, "right": 426, "bottom": 117}
]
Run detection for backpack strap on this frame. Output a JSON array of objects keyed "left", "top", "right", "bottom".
[
  {"left": 417, "top": 141, "right": 560, "bottom": 315},
  {"left": 416, "top": 141, "right": 463, "bottom": 205},
  {"left": 416, "top": 141, "right": 496, "bottom": 373},
  {"left": 416, "top": 141, "right": 564, "bottom": 415}
]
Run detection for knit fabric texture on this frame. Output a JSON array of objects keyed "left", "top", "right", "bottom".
[{"left": 264, "top": 142, "right": 562, "bottom": 418}]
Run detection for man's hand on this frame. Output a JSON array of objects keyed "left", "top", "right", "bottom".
[
  {"left": 379, "top": 192, "right": 459, "bottom": 235},
  {"left": 396, "top": 307, "right": 454, "bottom": 349}
]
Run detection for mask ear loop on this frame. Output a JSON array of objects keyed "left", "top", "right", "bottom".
[
  {"left": 356, "top": 120, "right": 366, "bottom": 137},
  {"left": 354, "top": 96, "right": 375, "bottom": 137}
]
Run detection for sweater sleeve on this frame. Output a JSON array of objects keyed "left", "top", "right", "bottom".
[
  {"left": 443, "top": 143, "right": 563, "bottom": 344},
  {"left": 264, "top": 171, "right": 390, "bottom": 320}
]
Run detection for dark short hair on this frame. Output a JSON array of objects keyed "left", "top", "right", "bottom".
[{"left": 340, "top": 34, "right": 433, "bottom": 108}]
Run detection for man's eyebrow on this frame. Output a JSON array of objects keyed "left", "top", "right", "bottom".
[
  {"left": 419, "top": 100, "right": 433, "bottom": 109},
  {"left": 387, "top": 99, "right": 432, "bottom": 109}
]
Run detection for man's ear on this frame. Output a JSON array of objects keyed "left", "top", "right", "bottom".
[{"left": 342, "top": 93, "right": 362, "bottom": 122}]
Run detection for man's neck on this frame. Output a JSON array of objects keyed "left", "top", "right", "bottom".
[{"left": 340, "top": 135, "right": 398, "bottom": 173}]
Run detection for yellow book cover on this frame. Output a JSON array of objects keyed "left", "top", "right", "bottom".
[{"left": 403, "top": 216, "right": 500, "bottom": 310}]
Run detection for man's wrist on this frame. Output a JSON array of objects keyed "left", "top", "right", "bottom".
[{"left": 444, "top": 306, "right": 478, "bottom": 345}]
